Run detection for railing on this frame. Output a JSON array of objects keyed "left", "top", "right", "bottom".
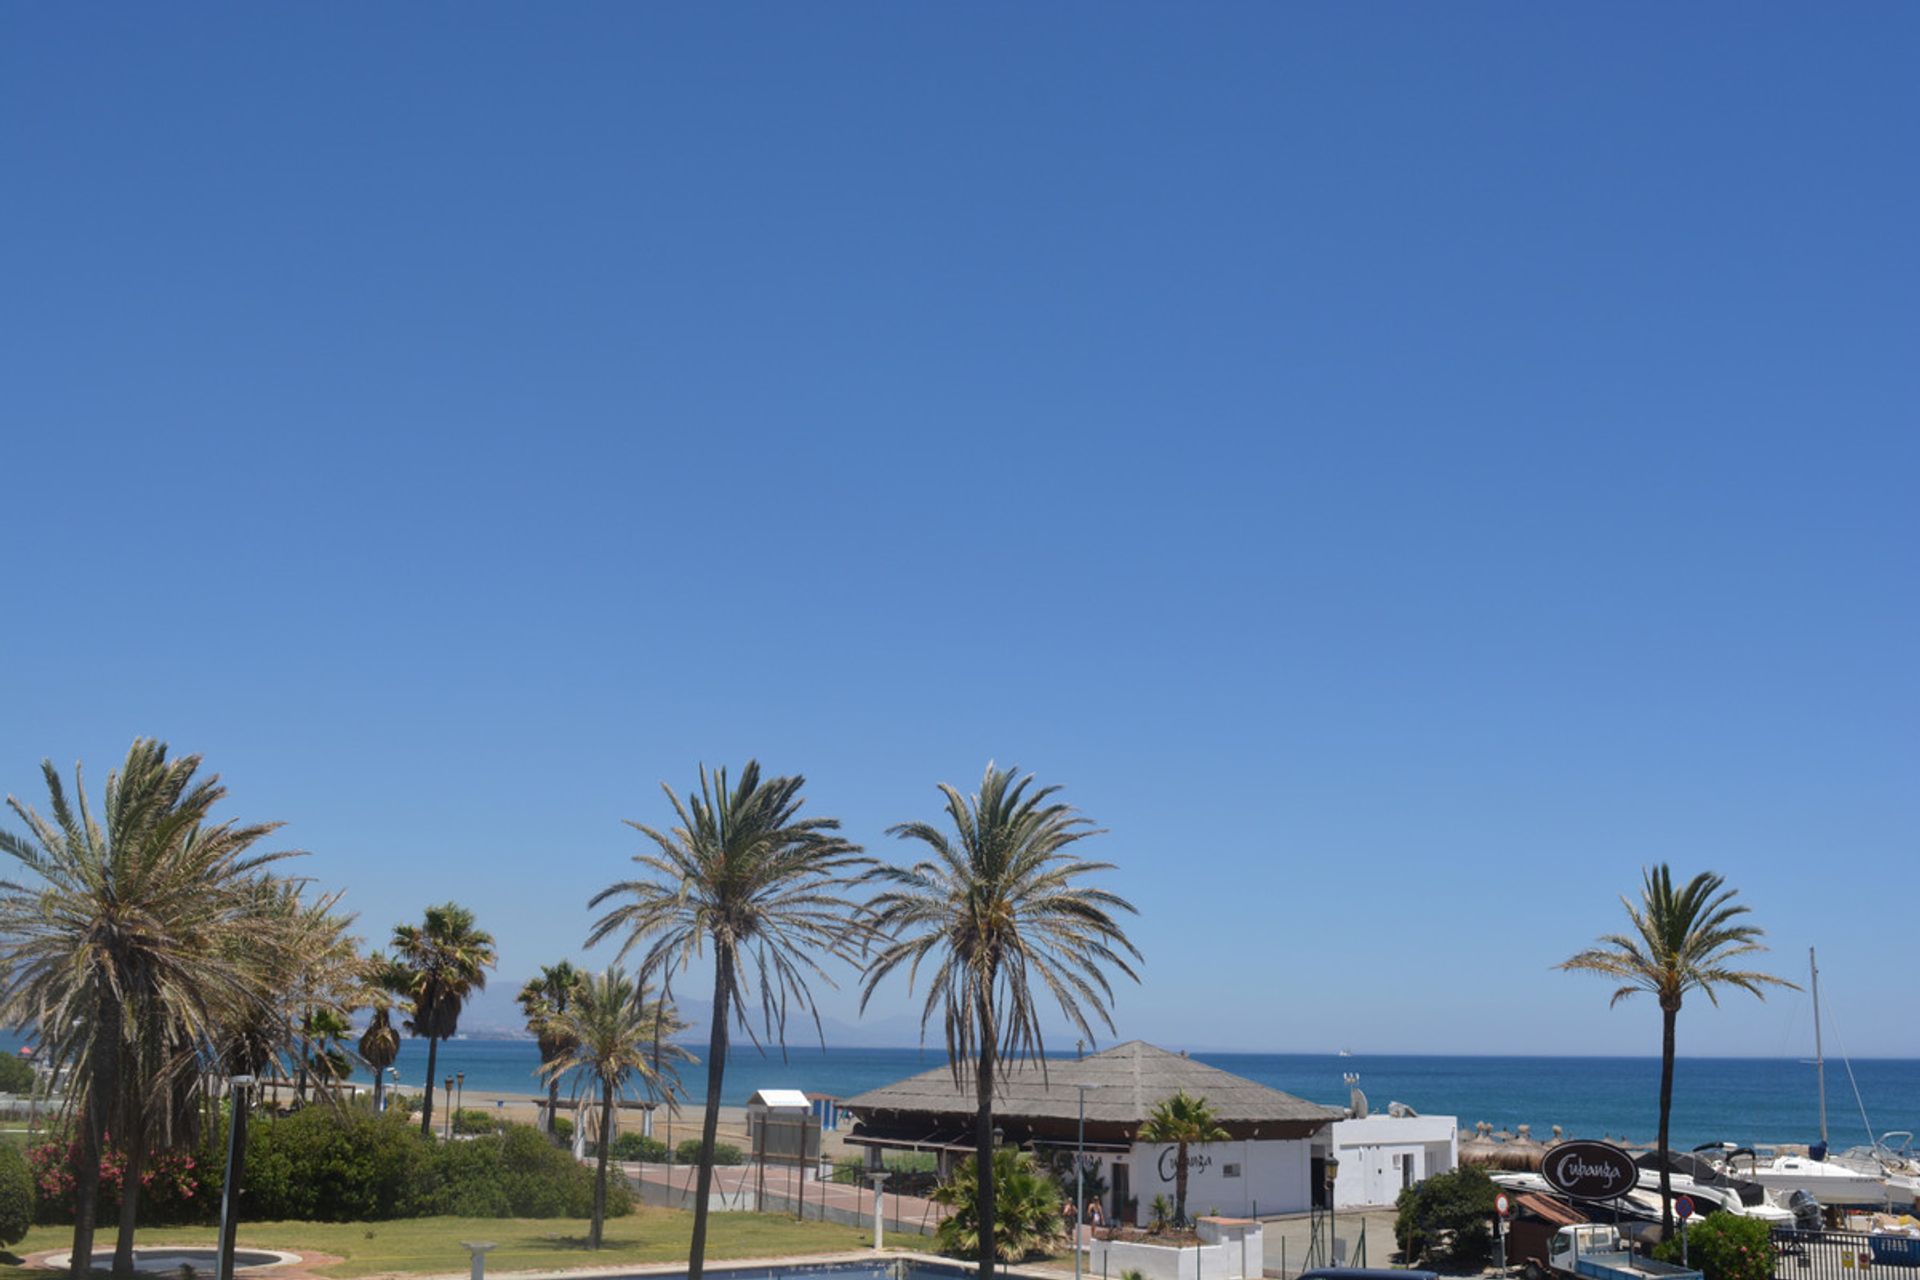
[{"left": 1772, "top": 1228, "right": 1920, "bottom": 1280}]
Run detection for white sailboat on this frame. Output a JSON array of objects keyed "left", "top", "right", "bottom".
[{"left": 1741, "top": 950, "right": 1908, "bottom": 1209}]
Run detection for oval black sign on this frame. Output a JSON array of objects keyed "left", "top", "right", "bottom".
[{"left": 1542, "top": 1140, "right": 1639, "bottom": 1201}]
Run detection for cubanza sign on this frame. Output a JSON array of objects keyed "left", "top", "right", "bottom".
[{"left": 1542, "top": 1140, "right": 1639, "bottom": 1201}]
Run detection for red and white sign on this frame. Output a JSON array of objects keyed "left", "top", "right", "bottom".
[{"left": 1495, "top": 1192, "right": 1512, "bottom": 1219}]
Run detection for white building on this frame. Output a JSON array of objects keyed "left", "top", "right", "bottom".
[
  {"left": 1327, "top": 1110, "right": 1459, "bottom": 1208},
  {"left": 842, "top": 1041, "right": 1344, "bottom": 1226}
]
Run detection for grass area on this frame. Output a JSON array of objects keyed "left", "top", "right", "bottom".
[{"left": 0, "top": 1209, "right": 875, "bottom": 1279}]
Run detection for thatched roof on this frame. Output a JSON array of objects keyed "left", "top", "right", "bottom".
[{"left": 842, "top": 1040, "right": 1342, "bottom": 1128}]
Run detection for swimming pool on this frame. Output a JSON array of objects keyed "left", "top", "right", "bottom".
[{"left": 616, "top": 1261, "right": 976, "bottom": 1280}]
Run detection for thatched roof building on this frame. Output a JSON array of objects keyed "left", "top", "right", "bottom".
[{"left": 842, "top": 1040, "right": 1340, "bottom": 1154}]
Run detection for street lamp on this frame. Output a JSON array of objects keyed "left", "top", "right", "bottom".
[
  {"left": 1074, "top": 1083, "right": 1105, "bottom": 1280},
  {"left": 1325, "top": 1153, "right": 1341, "bottom": 1268},
  {"left": 215, "top": 1075, "right": 256, "bottom": 1280},
  {"left": 444, "top": 1076, "right": 455, "bottom": 1138}
]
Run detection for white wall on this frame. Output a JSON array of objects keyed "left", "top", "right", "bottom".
[
  {"left": 1124, "top": 1138, "right": 1313, "bottom": 1224},
  {"left": 1329, "top": 1114, "right": 1458, "bottom": 1208}
]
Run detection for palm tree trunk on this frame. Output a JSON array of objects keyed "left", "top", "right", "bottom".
[
  {"left": 687, "top": 944, "right": 732, "bottom": 1280},
  {"left": 72, "top": 997, "right": 121, "bottom": 1280},
  {"left": 1175, "top": 1143, "right": 1189, "bottom": 1226},
  {"left": 420, "top": 1036, "right": 440, "bottom": 1138},
  {"left": 373, "top": 1071, "right": 385, "bottom": 1115},
  {"left": 592, "top": 1077, "right": 613, "bottom": 1248},
  {"left": 974, "top": 985, "right": 998, "bottom": 1280},
  {"left": 1658, "top": 1003, "right": 1677, "bottom": 1236},
  {"left": 112, "top": 1124, "right": 146, "bottom": 1277}
]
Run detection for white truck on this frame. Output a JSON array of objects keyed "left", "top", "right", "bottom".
[{"left": 1539, "top": 1224, "right": 1704, "bottom": 1280}]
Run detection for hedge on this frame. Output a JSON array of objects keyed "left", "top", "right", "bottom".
[{"left": 0, "top": 1144, "right": 33, "bottom": 1246}]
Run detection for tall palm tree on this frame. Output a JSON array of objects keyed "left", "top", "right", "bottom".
[
  {"left": 1138, "top": 1090, "right": 1227, "bottom": 1226},
  {"left": 860, "top": 763, "right": 1141, "bottom": 1280},
  {"left": 0, "top": 741, "right": 298, "bottom": 1279},
  {"left": 1558, "top": 865, "right": 1794, "bottom": 1235},
  {"left": 587, "top": 761, "right": 868, "bottom": 1280},
  {"left": 518, "top": 962, "right": 586, "bottom": 1135},
  {"left": 539, "top": 967, "right": 690, "bottom": 1248},
  {"left": 392, "top": 903, "right": 496, "bottom": 1138}
]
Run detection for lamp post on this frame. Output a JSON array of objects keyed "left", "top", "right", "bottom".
[
  {"left": 215, "top": 1075, "right": 256, "bottom": 1280},
  {"left": 444, "top": 1076, "right": 455, "bottom": 1138},
  {"left": 1074, "top": 1083, "right": 1104, "bottom": 1280},
  {"left": 1325, "top": 1154, "right": 1341, "bottom": 1268}
]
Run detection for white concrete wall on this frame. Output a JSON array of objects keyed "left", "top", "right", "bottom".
[
  {"left": 1087, "top": 1222, "right": 1264, "bottom": 1280},
  {"left": 1329, "top": 1114, "right": 1459, "bottom": 1208},
  {"left": 1126, "top": 1138, "right": 1313, "bottom": 1224}
]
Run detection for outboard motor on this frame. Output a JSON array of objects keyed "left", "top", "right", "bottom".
[
  {"left": 1811, "top": 1141, "right": 1828, "bottom": 1162},
  {"left": 1790, "top": 1189, "right": 1823, "bottom": 1231}
]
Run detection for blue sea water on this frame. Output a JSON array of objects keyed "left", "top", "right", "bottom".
[
  {"left": 341, "top": 1041, "right": 1919, "bottom": 1151},
  {"left": 10, "top": 1025, "right": 1910, "bottom": 1150}
]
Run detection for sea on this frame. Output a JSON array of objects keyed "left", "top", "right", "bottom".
[
  {"left": 349, "top": 1042, "right": 1918, "bottom": 1152},
  {"left": 10, "top": 1028, "right": 1912, "bottom": 1151}
]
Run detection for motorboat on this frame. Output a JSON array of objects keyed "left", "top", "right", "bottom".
[
  {"left": 1833, "top": 1134, "right": 1920, "bottom": 1214},
  {"left": 1634, "top": 1150, "right": 1797, "bottom": 1224}
]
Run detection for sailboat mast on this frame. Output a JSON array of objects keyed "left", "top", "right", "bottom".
[{"left": 1811, "top": 947, "right": 1828, "bottom": 1148}]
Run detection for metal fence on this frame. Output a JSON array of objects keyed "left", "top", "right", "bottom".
[{"left": 1773, "top": 1228, "right": 1920, "bottom": 1280}]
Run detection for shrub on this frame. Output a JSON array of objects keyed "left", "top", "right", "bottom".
[
  {"left": 610, "top": 1132, "right": 669, "bottom": 1162},
  {"left": 245, "top": 1107, "right": 432, "bottom": 1221},
  {"left": 676, "top": 1138, "right": 743, "bottom": 1166},
  {"left": 0, "top": 1055, "right": 34, "bottom": 1096},
  {"left": 426, "top": 1123, "right": 629, "bottom": 1219},
  {"left": 451, "top": 1108, "right": 498, "bottom": 1136},
  {"left": 929, "top": 1148, "right": 1066, "bottom": 1262},
  {"left": 1395, "top": 1164, "right": 1497, "bottom": 1269},
  {"left": 0, "top": 1144, "right": 33, "bottom": 1246},
  {"left": 26, "top": 1134, "right": 215, "bottom": 1227},
  {"left": 1654, "top": 1211, "right": 1774, "bottom": 1280},
  {"left": 552, "top": 1116, "right": 574, "bottom": 1140}
]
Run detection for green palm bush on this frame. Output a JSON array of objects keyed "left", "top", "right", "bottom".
[{"left": 931, "top": 1148, "right": 1068, "bottom": 1262}]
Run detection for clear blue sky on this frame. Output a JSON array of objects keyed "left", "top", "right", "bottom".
[{"left": 3, "top": 5, "right": 1914, "bottom": 1057}]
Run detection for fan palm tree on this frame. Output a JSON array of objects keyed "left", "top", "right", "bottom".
[
  {"left": 1139, "top": 1090, "right": 1227, "bottom": 1226},
  {"left": 539, "top": 967, "right": 690, "bottom": 1247},
  {"left": 518, "top": 962, "right": 586, "bottom": 1134},
  {"left": 0, "top": 740, "right": 298, "bottom": 1279},
  {"left": 1558, "top": 865, "right": 1794, "bottom": 1234},
  {"left": 587, "top": 761, "right": 868, "bottom": 1280},
  {"left": 859, "top": 764, "right": 1141, "bottom": 1280},
  {"left": 392, "top": 903, "right": 496, "bottom": 1137}
]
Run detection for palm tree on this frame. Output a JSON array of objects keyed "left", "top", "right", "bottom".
[
  {"left": 392, "top": 903, "right": 496, "bottom": 1137},
  {"left": 587, "top": 761, "right": 868, "bottom": 1280},
  {"left": 1558, "top": 865, "right": 1794, "bottom": 1235},
  {"left": 0, "top": 741, "right": 298, "bottom": 1279},
  {"left": 860, "top": 763, "right": 1141, "bottom": 1280},
  {"left": 518, "top": 962, "right": 586, "bottom": 1135},
  {"left": 358, "top": 954, "right": 404, "bottom": 1114},
  {"left": 930, "top": 1147, "right": 1069, "bottom": 1262},
  {"left": 539, "top": 967, "right": 690, "bottom": 1247},
  {"left": 1139, "top": 1090, "right": 1227, "bottom": 1226}
]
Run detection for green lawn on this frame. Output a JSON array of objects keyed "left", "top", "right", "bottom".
[{"left": 1, "top": 1209, "right": 877, "bottom": 1279}]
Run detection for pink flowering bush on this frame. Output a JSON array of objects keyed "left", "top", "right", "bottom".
[{"left": 26, "top": 1133, "right": 216, "bottom": 1227}]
